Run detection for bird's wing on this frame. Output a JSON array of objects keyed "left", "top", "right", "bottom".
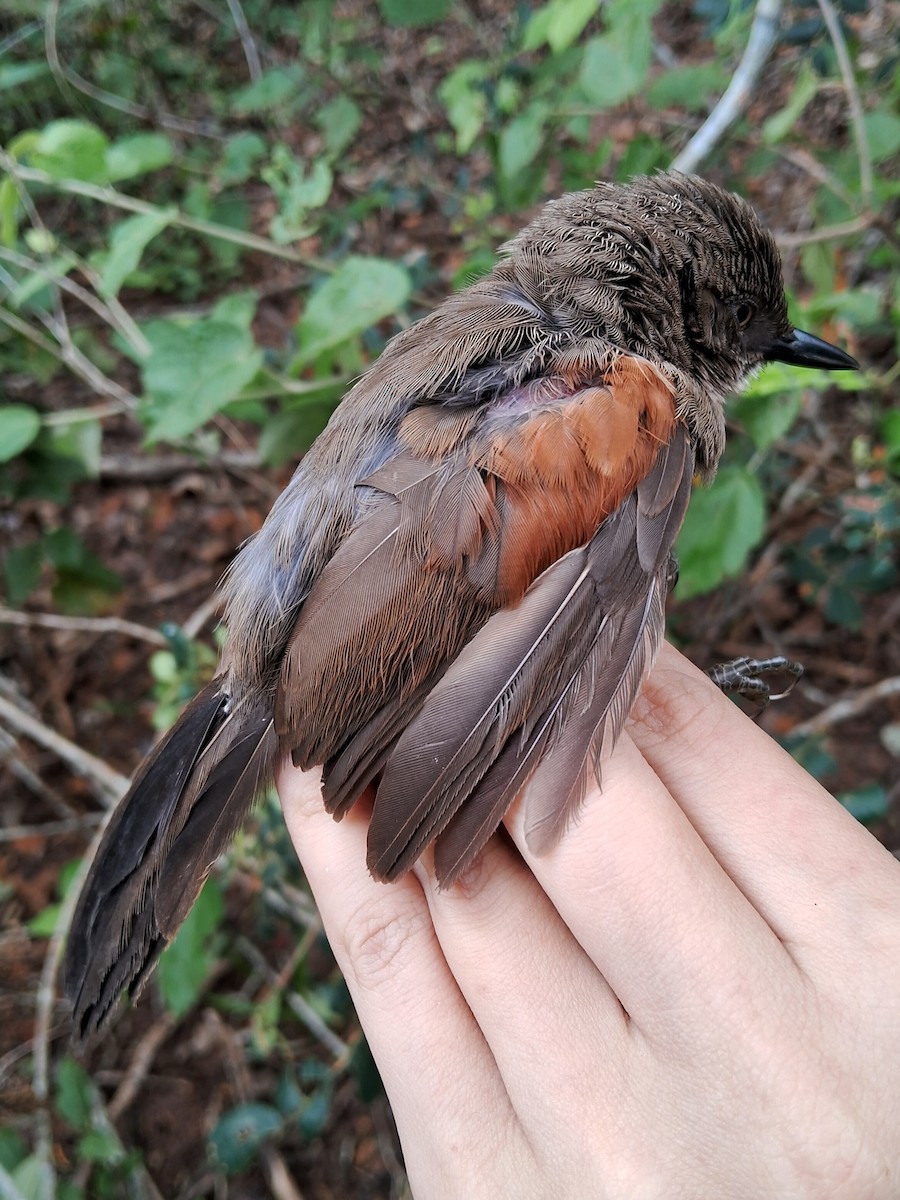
[
  {"left": 368, "top": 424, "right": 693, "bottom": 884},
  {"left": 276, "top": 354, "right": 691, "bottom": 879}
]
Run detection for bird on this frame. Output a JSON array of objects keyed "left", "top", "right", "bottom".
[{"left": 63, "top": 171, "right": 857, "bottom": 1039}]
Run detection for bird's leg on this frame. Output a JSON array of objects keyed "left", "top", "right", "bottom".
[{"left": 706, "top": 655, "right": 804, "bottom": 715}]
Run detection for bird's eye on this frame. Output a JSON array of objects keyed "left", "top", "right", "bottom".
[{"left": 733, "top": 300, "right": 756, "bottom": 329}]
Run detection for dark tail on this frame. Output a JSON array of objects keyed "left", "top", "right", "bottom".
[{"left": 63, "top": 679, "right": 276, "bottom": 1041}]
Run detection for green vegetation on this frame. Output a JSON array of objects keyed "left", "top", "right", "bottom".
[{"left": 1, "top": 0, "right": 897, "bottom": 1194}]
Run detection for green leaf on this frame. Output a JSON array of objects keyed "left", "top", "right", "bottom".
[
  {"left": 439, "top": 62, "right": 489, "bottom": 154},
  {"left": 43, "top": 528, "right": 122, "bottom": 614},
  {"left": 498, "top": 103, "right": 550, "bottom": 181},
  {"left": 762, "top": 61, "right": 819, "bottom": 144},
  {"left": 209, "top": 1103, "right": 284, "bottom": 1174},
  {"left": 645, "top": 64, "right": 726, "bottom": 112},
  {"left": 106, "top": 133, "right": 174, "bottom": 182},
  {"left": 863, "top": 109, "right": 900, "bottom": 163},
  {"left": 231, "top": 66, "right": 304, "bottom": 115},
  {"left": 523, "top": 0, "right": 602, "bottom": 53},
  {"left": 379, "top": 0, "right": 452, "bottom": 26},
  {"left": 0, "top": 405, "right": 41, "bottom": 461},
  {"left": 76, "top": 1128, "right": 123, "bottom": 1164},
  {"left": 257, "top": 399, "right": 339, "bottom": 465},
  {"left": 729, "top": 383, "right": 801, "bottom": 450},
  {"left": 0, "top": 1127, "right": 27, "bottom": 1172},
  {"left": 216, "top": 132, "right": 267, "bottom": 187},
  {"left": 579, "top": 0, "right": 661, "bottom": 109},
  {"left": 56, "top": 1057, "right": 93, "bottom": 1130},
  {"left": 0, "top": 175, "right": 19, "bottom": 245},
  {"left": 3, "top": 541, "right": 43, "bottom": 607},
  {"left": 157, "top": 876, "right": 224, "bottom": 1018},
  {"left": 31, "top": 119, "right": 110, "bottom": 183},
  {"left": 140, "top": 317, "right": 263, "bottom": 441},
  {"left": 675, "top": 467, "right": 766, "bottom": 598},
  {"left": 293, "top": 256, "right": 411, "bottom": 369},
  {"left": 315, "top": 95, "right": 362, "bottom": 160},
  {"left": 41, "top": 416, "right": 103, "bottom": 478},
  {"left": 97, "top": 208, "right": 176, "bottom": 297},
  {"left": 0, "top": 61, "right": 50, "bottom": 91},
  {"left": 839, "top": 783, "right": 888, "bottom": 824}
]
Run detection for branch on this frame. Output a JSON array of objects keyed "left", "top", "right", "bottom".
[
  {"left": 0, "top": 692, "right": 128, "bottom": 804},
  {"left": 791, "top": 676, "right": 900, "bottom": 737},
  {"left": 816, "top": 0, "right": 873, "bottom": 208},
  {"left": 672, "top": 0, "right": 784, "bottom": 174},
  {"left": 0, "top": 607, "right": 168, "bottom": 647},
  {"left": 9, "top": 164, "right": 334, "bottom": 269}
]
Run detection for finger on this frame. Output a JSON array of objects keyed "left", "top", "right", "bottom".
[
  {"left": 627, "top": 642, "right": 900, "bottom": 960},
  {"left": 501, "top": 731, "right": 796, "bottom": 1048},
  {"left": 414, "top": 829, "right": 630, "bottom": 1118},
  {"left": 276, "top": 763, "right": 521, "bottom": 1182}
]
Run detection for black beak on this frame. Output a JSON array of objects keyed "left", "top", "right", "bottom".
[{"left": 765, "top": 327, "right": 858, "bottom": 371}]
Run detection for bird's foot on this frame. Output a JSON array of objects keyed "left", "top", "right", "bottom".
[{"left": 706, "top": 655, "right": 803, "bottom": 715}]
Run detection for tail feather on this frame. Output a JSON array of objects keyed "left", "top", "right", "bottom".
[{"left": 63, "top": 680, "right": 274, "bottom": 1040}]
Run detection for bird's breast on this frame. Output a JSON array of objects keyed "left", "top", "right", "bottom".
[{"left": 399, "top": 353, "right": 679, "bottom": 600}]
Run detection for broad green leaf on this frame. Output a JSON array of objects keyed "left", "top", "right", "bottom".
[
  {"left": 675, "top": 466, "right": 766, "bottom": 598},
  {"left": 523, "top": 0, "right": 602, "bottom": 53},
  {"left": 0, "top": 1126, "right": 27, "bottom": 1172},
  {"left": 231, "top": 66, "right": 304, "bottom": 115},
  {"left": 0, "top": 405, "right": 41, "bottom": 461},
  {"left": 645, "top": 64, "right": 726, "bottom": 112},
  {"left": 140, "top": 318, "right": 264, "bottom": 440},
  {"left": 579, "top": 0, "right": 661, "bottom": 108},
  {"left": 106, "top": 132, "right": 174, "bottom": 182},
  {"left": 762, "top": 61, "right": 819, "bottom": 144},
  {"left": 76, "top": 1129, "right": 123, "bottom": 1164},
  {"left": 157, "top": 876, "right": 224, "bottom": 1018},
  {"left": 212, "top": 289, "right": 258, "bottom": 330},
  {"left": 41, "top": 417, "right": 103, "bottom": 478},
  {"left": 729, "top": 387, "right": 801, "bottom": 451},
  {"left": 499, "top": 103, "right": 549, "bottom": 181},
  {"left": 3, "top": 541, "right": 43, "bottom": 607},
  {"left": 215, "top": 132, "right": 267, "bottom": 186},
  {"left": 839, "top": 783, "right": 888, "bottom": 823},
  {"left": 293, "top": 256, "right": 411, "bottom": 369},
  {"left": 56, "top": 1057, "right": 93, "bottom": 1130},
  {"left": 31, "top": 119, "right": 110, "bottom": 183},
  {"left": 315, "top": 95, "right": 362, "bottom": 159},
  {"left": 257, "top": 398, "right": 341, "bottom": 465},
  {"left": 379, "top": 0, "right": 452, "bottom": 26},
  {"left": 863, "top": 109, "right": 900, "bottom": 163},
  {"left": 44, "top": 527, "right": 122, "bottom": 614},
  {"left": 8, "top": 250, "right": 78, "bottom": 309},
  {"left": 97, "top": 208, "right": 176, "bottom": 297},
  {"left": 210, "top": 1103, "right": 284, "bottom": 1174},
  {"left": 439, "top": 62, "right": 490, "bottom": 154},
  {"left": 0, "top": 61, "right": 50, "bottom": 91}
]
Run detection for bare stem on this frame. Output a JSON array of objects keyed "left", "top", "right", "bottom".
[
  {"left": 816, "top": 0, "right": 873, "bottom": 208},
  {"left": 672, "top": 0, "right": 784, "bottom": 174}
]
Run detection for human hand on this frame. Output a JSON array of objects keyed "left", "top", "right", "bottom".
[{"left": 278, "top": 641, "right": 900, "bottom": 1199}]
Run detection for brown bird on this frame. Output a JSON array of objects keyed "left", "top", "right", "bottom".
[{"left": 63, "top": 172, "right": 857, "bottom": 1038}]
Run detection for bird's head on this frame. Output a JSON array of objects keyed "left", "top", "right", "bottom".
[{"left": 505, "top": 171, "right": 857, "bottom": 404}]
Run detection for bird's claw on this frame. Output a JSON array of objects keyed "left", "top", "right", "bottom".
[{"left": 706, "top": 655, "right": 803, "bottom": 715}]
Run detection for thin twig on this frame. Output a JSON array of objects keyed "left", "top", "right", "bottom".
[
  {"left": 774, "top": 215, "right": 873, "bottom": 247},
  {"left": 790, "top": 677, "right": 900, "bottom": 737},
  {"left": 672, "top": 0, "right": 784, "bottom": 173},
  {"left": 0, "top": 724, "right": 74, "bottom": 813},
  {"left": 0, "top": 814, "right": 103, "bottom": 843},
  {"left": 9, "top": 164, "right": 333, "bottom": 268},
  {"left": 816, "top": 0, "right": 873, "bottom": 208},
  {"left": 0, "top": 162, "right": 152, "bottom": 359},
  {"left": 44, "top": 0, "right": 223, "bottom": 140},
  {"left": 0, "top": 305, "right": 139, "bottom": 411},
  {"left": 0, "top": 607, "right": 168, "bottom": 647},
  {"left": 224, "top": 0, "right": 263, "bottom": 81},
  {"left": 0, "top": 691, "right": 129, "bottom": 803}
]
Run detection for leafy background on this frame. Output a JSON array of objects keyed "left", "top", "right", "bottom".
[{"left": 1, "top": 0, "right": 898, "bottom": 1196}]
